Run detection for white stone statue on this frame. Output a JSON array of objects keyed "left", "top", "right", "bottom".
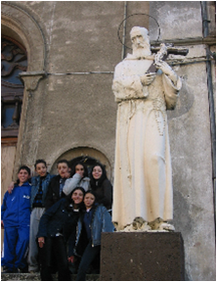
[{"left": 112, "top": 26, "right": 182, "bottom": 232}]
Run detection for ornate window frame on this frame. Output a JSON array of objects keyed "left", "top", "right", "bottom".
[
  {"left": 1, "top": 2, "right": 46, "bottom": 170},
  {"left": 1, "top": 35, "right": 28, "bottom": 140}
]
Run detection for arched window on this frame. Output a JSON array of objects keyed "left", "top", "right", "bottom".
[{"left": 1, "top": 36, "right": 27, "bottom": 143}]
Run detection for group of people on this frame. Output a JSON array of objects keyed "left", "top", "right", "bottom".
[{"left": 1, "top": 159, "right": 114, "bottom": 280}]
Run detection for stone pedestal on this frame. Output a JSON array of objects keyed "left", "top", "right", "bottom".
[{"left": 100, "top": 232, "right": 185, "bottom": 281}]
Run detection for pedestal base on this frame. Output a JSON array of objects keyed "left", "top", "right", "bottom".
[{"left": 100, "top": 232, "right": 185, "bottom": 281}]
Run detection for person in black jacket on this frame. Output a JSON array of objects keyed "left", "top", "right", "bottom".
[
  {"left": 90, "top": 163, "right": 113, "bottom": 211},
  {"left": 37, "top": 187, "right": 85, "bottom": 281},
  {"left": 45, "top": 159, "right": 71, "bottom": 210}
]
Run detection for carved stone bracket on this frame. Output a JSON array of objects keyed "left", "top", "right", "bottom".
[{"left": 19, "top": 71, "right": 46, "bottom": 92}]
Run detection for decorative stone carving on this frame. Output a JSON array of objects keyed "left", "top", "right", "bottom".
[
  {"left": 112, "top": 26, "right": 182, "bottom": 231},
  {"left": 19, "top": 72, "right": 46, "bottom": 92},
  {"left": 1, "top": 2, "right": 46, "bottom": 72}
]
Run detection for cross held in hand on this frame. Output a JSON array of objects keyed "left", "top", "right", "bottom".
[{"left": 147, "top": 43, "right": 189, "bottom": 73}]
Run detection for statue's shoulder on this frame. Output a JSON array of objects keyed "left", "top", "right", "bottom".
[
  {"left": 114, "top": 57, "right": 132, "bottom": 71},
  {"left": 114, "top": 60, "right": 125, "bottom": 74}
]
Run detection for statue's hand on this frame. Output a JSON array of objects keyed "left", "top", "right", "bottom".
[
  {"left": 140, "top": 73, "right": 156, "bottom": 86},
  {"left": 155, "top": 60, "right": 178, "bottom": 85},
  {"left": 155, "top": 60, "right": 173, "bottom": 75}
]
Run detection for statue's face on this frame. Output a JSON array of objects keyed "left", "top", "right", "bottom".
[
  {"left": 130, "top": 28, "right": 150, "bottom": 56},
  {"left": 131, "top": 31, "right": 146, "bottom": 49}
]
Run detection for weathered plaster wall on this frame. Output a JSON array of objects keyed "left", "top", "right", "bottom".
[
  {"left": 11, "top": 1, "right": 125, "bottom": 178},
  {"left": 150, "top": 2, "right": 216, "bottom": 280},
  {"left": 1, "top": 1, "right": 215, "bottom": 280}
]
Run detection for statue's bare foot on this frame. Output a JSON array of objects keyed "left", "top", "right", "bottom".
[
  {"left": 157, "top": 222, "right": 175, "bottom": 231},
  {"left": 138, "top": 221, "right": 152, "bottom": 231},
  {"left": 121, "top": 217, "right": 151, "bottom": 232},
  {"left": 149, "top": 218, "right": 175, "bottom": 232},
  {"left": 132, "top": 217, "right": 151, "bottom": 231},
  {"left": 122, "top": 224, "right": 134, "bottom": 232}
]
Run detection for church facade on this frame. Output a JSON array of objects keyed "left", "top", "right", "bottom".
[{"left": 1, "top": 1, "right": 216, "bottom": 280}]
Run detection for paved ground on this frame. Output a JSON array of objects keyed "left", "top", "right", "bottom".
[{"left": 1, "top": 273, "right": 100, "bottom": 281}]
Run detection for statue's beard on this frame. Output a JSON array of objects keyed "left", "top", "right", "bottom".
[{"left": 132, "top": 43, "right": 151, "bottom": 58}]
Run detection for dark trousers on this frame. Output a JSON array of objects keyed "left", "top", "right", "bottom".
[
  {"left": 38, "top": 236, "right": 71, "bottom": 281},
  {"left": 77, "top": 242, "right": 100, "bottom": 281}
]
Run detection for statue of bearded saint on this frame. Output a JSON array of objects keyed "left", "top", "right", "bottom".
[{"left": 112, "top": 26, "right": 182, "bottom": 232}]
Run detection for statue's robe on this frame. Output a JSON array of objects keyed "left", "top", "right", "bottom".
[{"left": 112, "top": 56, "right": 182, "bottom": 230}]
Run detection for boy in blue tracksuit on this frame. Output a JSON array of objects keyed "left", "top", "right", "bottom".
[{"left": 1, "top": 165, "right": 31, "bottom": 273}]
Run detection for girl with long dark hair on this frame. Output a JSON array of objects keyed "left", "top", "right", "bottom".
[
  {"left": 73, "top": 191, "right": 114, "bottom": 281},
  {"left": 90, "top": 163, "right": 113, "bottom": 211},
  {"left": 37, "top": 187, "right": 85, "bottom": 281}
]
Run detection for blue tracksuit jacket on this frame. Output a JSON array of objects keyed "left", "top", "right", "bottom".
[{"left": 1, "top": 181, "right": 31, "bottom": 227}]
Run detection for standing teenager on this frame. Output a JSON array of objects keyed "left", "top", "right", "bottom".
[
  {"left": 72, "top": 191, "right": 114, "bottom": 281},
  {"left": 45, "top": 159, "right": 71, "bottom": 210},
  {"left": 90, "top": 163, "right": 113, "bottom": 211},
  {"left": 28, "top": 159, "right": 54, "bottom": 273},
  {"left": 1, "top": 166, "right": 31, "bottom": 273},
  {"left": 37, "top": 187, "right": 85, "bottom": 281}
]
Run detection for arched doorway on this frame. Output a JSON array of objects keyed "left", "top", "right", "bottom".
[{"left": 50, "top": 146, "right": 113, "bottom": 182}]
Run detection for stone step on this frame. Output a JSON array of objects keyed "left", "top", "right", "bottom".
[{"left": 1, "top": 273, "right": 100, "bottom": 281}]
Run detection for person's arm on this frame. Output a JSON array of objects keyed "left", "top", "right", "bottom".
[
  {"left": 37, "top": 198, "right": 64, "bottom": 239},
  {"left": 44, "top": 178, "right": 56, "bottom": 210},
  {"left": 101, "top": 206, "right": 115, "bottom": 233},
  {"left": 63, "top": 173, "right": 82, "bottom": 196},
  {"left": 67, "top": 227, "right": 77, "bottom": 258},
  {"left": 100, "top": 179, "right": 113, "bottom": 209},
  {"left": 67, "top": 215, "right": 83, "bottom": 259},
  {"left": 8, "top": 182, "right": 15, "bottom": 194},
  {"left": 1, "top": 192, "right": 8, "bottom": 224}
]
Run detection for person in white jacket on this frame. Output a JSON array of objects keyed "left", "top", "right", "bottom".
[{"left": 63, "top": 162, "right": 90, "bottom": 195}]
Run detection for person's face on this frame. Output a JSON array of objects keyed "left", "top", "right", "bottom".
[
  {"left": 35, "top": 163, "right": 47, "bottom": 177},
  {"left": 84, "top": 193, "right": 95, "bottom": 209},
  {"left": 92, "top": 166, "right": 103, "bottom": 180},
  {"left": 72, "top": 189, "right": 84, "bottom": 205},
  {"left": 75, "top": 164, "right": 84, "bottom": 178},
  {"left": 58, "top": 162, "right": 70, "bottom": 178},
  {"left": 18, "top": 169, "right": 29, "bottom": 185}
]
